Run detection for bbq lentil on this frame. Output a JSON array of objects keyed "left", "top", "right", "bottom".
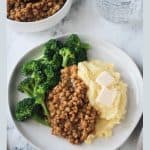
[
  {"left": 47, "top": 65, "right": 98, "bottom": 144},
  {"left": 7, "top": 0, "right": 66, "bottom": 22}
]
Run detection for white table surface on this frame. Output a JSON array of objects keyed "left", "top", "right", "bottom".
[{"left": 7, "top": 0, "right": 143, "bottom": 150}]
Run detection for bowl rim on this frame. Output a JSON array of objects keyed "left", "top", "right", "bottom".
[
  {"left": 8, "top": 33, "right": 143, "bottom": 150},
  {"left": 7, "top": 0, "right": 72, "bottom": 24},
  {"left": 137, "top": 129, "right": 143, "bottom": 150}
]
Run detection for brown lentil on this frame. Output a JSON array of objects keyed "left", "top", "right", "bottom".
[
  {"left": 7, "top": 0, "right": 66, "bottom": 22},
  {"left": 47, "top": 65, "right": 98, "bottom": 144}
]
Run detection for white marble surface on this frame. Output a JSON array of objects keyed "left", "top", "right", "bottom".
[{"left": 7, "top": 0, "right": 143, "bottom": 150}]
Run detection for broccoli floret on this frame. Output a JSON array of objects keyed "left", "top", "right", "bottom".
[
  {"left": 50, "top": 53, "right": 62, "bottom": 71},
  {"left": 38, "top": 58, "right": 60, "bottom": 88},
  {"left": 43, "top": 39, "right": 63, "bottom": 60},
  {"left": 64, "top": 34, "right": 81, "bottom": 49},
  {"left": 23, "top": 59, "right": 46, "bottom": 84},
  {"left": 17, "top": 79, "right": 50, "bottom": 122},
  {"left": 18, "top": 78, "right": 35, "bottom": 97},
  {"left": 59, "top": 48, "right": 76, "bottom": 67},
  {"left": 43, "top": 63, "right": 60, "bottom": 87},
  {"left": 32, "top": 104, "right": 49, "bottom": 126},
  {"left": 34, "top": 85, "right": 49, "bottom": 116},
  {"left": 64, "top": 34, "right": 90, "bottom": 63},
  {"left": 80, "top": 42, "right": 90, "bottom": 50},
  {"left": 21, "top": 60, "right": 47, "bottom": 84},
  {"left": 44, "top": 66, "right": 54, "bottom": 85},
  {"left": 64, "top": 34, "right": 90, "bottom": 50},
  {"left": 40, "top": 53, "right": 62, "bottom": 71},
  {"left": 31, "top": 68, "right": 46, "bottom": 85},
  {"left": 46, "top": 74, "right": 60, "bottom": 89},
  {"left": 15, "top": 98, "right": 49, "bottom": 125},
  {"left": 15, "top": 98, "right": 35, "bottom": 121},
  {"left": 21, "top": 60, "right": 38, "bottom": 76},
  {"left": 74, "top": 46, "right": 89, "bottom": 62}
]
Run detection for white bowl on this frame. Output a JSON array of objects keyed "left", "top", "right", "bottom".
[
  {"left": 7, "top": 0, "right": 72, "bottom": 32},
  {"left": 8, "top": 34, "right": 143, "bottom": 150},
  {"left": 137, "top": 129, "right": 143, "bottom": 150}
]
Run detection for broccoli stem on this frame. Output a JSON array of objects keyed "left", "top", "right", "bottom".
[
  {"left": 62, "top": 56, "right": 68, "bottom": 67},
  {"left": 41, "top": 101, "right": 49, "bottom": 116},
  {"left": 25, "top": 89, "right": 34, "bottom": 97}
]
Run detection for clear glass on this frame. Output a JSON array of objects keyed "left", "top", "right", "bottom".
[{"left": 96, "top": 0, "right": 142, "bottom": 24}]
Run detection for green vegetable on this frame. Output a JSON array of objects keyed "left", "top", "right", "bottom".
[
  {"left": 15, "top": 98, "right": 35, "bottom": 121},
  {"left": 74, "top": 46, "right": 88, "bottom": 62},
  {"left": 18, "top": 58, "right": 59, "bottom": 122},
  {"left": 15, "top": 98, "right": 49, "bottom": 125},
  {"left": 16, "top": 34, "right": 90, "bottom": 126},
  {"left": 64, "top": 34, "right": 90, "bottom": 63},
  {"left": 43, "top": 39, "right": 63, "bottom": 60},
  {"left": 50, "top": 53, "right": 62, "bottom": 71},
  {"left": 59, "top": 48, "right": 76, "bottom": 67},
  {"left": 31, "top": 67, "right": 46, "bottom": 85},
  {"left": 34, "top": 85, "right": 49, "bottom": 116},
  {"left": 64, "top": 34, "right": 89, "bottom": 49},
  {"left": 43, "top": 63, "right": 60, "bottom": 88},
  {"left": 32, "top": 105, "right": 49, "bottom": 126},
  {"left": 64, "top": 34, "right": 81, "bottom": 49},
  {"left": 17, "top": 78, "right": 35, "bottom": 97},
  {"left": 21, "top": 60, "right": 38, "bottom": 76},
  {"left": 18, "top": 79, "right": 49, "bottom": 117}
]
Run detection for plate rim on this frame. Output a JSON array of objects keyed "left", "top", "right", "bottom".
[{"left": 8, "top": 33, "right": 143, "bottom": 150}]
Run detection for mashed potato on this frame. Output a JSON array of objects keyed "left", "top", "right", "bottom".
[{"left": 78, "top": 60, "right": 127, "bottom": 143}]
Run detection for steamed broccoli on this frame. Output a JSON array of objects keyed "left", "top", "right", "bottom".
[
  {"left": 17, "top": 80, "right": 50, "bottom": 119},
  {"left": 59, "top": 48, "right": 76, "bottom": 67},
  {"left": 31, "top": 68, "right": 46, "bottom": 85},
  {"left": 43, "top": 63, "right": 60, "bottom": 88},
  {"left": 21, "top": 60, "right": 38, "bottom": 76},
  {"left": 34, "top": 85, "right": 49, "bottom": 116},
  {"left": 18, "top": 78, "right": 51, "bottom": 122},
  {"left": 64, "top": 34, "right": 90, "bottom": 62},
  {"left": 18, "top": 54, "right": 61, "bottom": 120},
  {"left": 64, "top": 34, "right": 81, "bottom": 49},
  {"left": 18, "top": 78, "right": 50, "bottom": 117},
  {"left": 17, "top": 78, "right": 35, "bottom": 97},
  {"left": 15, "top": 98, "right": 49, "bottom": 125},
  {"left": 32, "top": 104, "right": 49, "bottom": 126},
  {"left": 43, "top": 39, "right": 63, "bottom": 60},
  {"left": 35, "top": 58, "right": 60, "bottom": 88},
  {"left": 15, "top": 98, "right": 35, "bottom": 121},
  {"left": 74, "top": 46, "right": 88, "bottom": 62},
  {"left": 50, "top": 53, "right": 62, "bottom": 71}
]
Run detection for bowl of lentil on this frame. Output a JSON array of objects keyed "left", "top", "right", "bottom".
[{"left": 7, "top": 0, "right": 72, "bottom": 32}]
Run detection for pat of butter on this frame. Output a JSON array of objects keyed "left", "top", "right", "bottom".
[
  {"left": 96, "top": 87, "right": 117, "bottom": 106},
  {"left": 96, "top": 71, "right": 114, "bottom": 87}
]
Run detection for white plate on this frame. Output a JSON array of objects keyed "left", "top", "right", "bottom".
[{"left": 8, "top": 34, "right": 143, "bottom": 150}]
